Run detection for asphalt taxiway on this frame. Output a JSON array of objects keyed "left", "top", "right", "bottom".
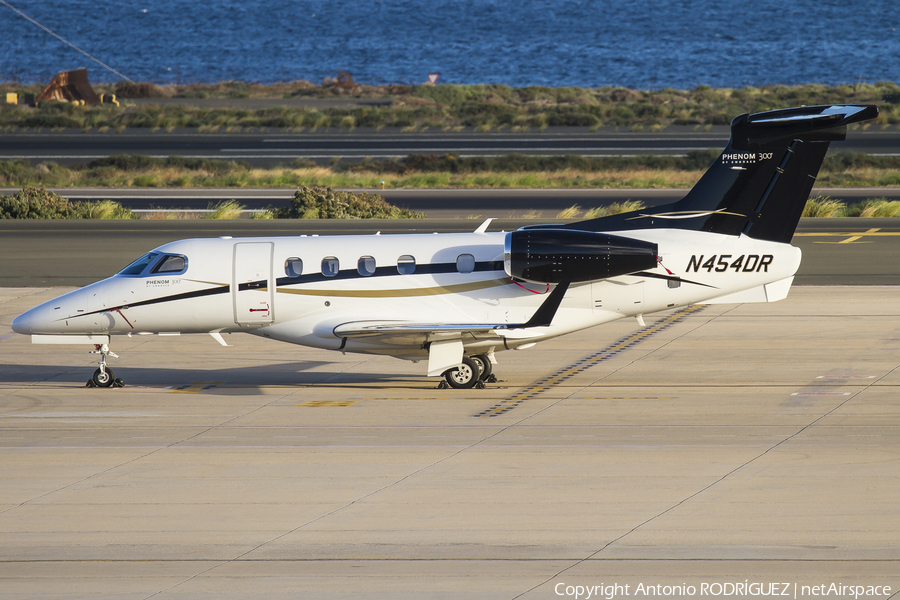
[
  {"left": 1, "top": 284, "right": 899, "bottom": 598},
  {"left": 2, "top": 126, "right": 897, "bottom": 167},
  {"left": 2, "top": 217, "right": 900, "bottom": 287}
]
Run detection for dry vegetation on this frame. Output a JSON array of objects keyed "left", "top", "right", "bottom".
[
  {"left": 2, "top": 81, "right": 900, "bottom": 130},
  {"left": 2, "top": 151, "right": 898, "bottom": 190}
]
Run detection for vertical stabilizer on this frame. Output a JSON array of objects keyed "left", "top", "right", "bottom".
[{"left": 554, "top": 105, "right": 878, "bottom": 243}]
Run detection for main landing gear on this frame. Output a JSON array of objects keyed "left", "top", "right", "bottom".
[
  {"left": 86, "top": 343, "right": 124, "bottom": 388},
  {"left": 439, "top": 354, "right": 497, "bottom": 389}
]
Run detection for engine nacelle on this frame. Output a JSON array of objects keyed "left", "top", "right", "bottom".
[{"left": 504, "top": 229, "right": 658, "bottom": 284}]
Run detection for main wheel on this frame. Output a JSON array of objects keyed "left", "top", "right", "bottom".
[
  {"left": 92, "top": 367, "right": 115, "bottom": 388},
  {"left": 443, "top": 356, "right": 481, "bottom": 389},
  {"left": 470, "top": 355, "right": 493, "bottom": 381}
]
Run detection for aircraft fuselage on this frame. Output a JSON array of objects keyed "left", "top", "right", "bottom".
[{"left": 13, "top": 227, "right": 800, "bottom": 365}]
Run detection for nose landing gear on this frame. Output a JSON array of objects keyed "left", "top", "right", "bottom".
[{"left": 87, "top": 343, "right": 124, "bottom": 388}]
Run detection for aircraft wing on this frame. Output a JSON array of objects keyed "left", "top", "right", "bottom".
[
  {"left": 332, "top": 280, "right": 571, "bottom": 354},
  {"left": 334, "top": 321, "right": 510, "bottom": 338},
  {"left": 332, "top": 320, "right": 547, "bottom": 377}
]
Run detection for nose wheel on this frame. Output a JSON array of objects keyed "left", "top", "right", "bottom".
[
  {"left": 87, "top": 344, "right": 124, "bottom": 388},
  {"left": 92, "top": 367, "right": 116, "bottom": 387}
]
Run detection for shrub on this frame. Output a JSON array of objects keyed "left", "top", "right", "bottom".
[
  {"left": 0, "top": 186, "right": 76, "bottom": 218},
  {"left": 546, "top": 112, "right": 599, "bottom": 127},
  {"left": 115, "top": 82, "right": 168, "bottom": 98},
  {"left": 0, "top": 186, "right": 137, "bottom": 219},
  {"left": 80, "top": 155, "right": 250, "bottom": 174},
  {"left": 271, "top": 186, "right": 425, "bottom": 219}
]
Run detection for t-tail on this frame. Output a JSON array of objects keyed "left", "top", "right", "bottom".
[{"left": 554, "top": 104, "right": 878, "bottom": 243}]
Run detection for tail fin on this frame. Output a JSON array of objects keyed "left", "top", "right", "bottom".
[{"left": 558, "top": 104, "right": 878, "bottom": 243}]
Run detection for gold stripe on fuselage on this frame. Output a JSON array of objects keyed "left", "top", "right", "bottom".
[{"left": 276, "top": 277, "right": 511, "bottom": 298}]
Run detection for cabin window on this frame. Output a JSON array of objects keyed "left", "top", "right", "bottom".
[
  {"left": 322, "top": 256, "right": 339, "bottom": 277},
  {"left": 285, "top": 257, "right": 303, "bottom": 277},
  {"left": 151, "top": 254, "right": 187, "bottom": 274},
  {"left": 358, "top": 256, "right": 376, "bottom": 276},
  {"left": 118, "top": 252, "right": 159, "bottom": 276},
  {"left": 456, "top": 253, "right": 475, "bottom": 274},
  {"left": 397, "top": 255, "right": 416, "bottom": 275}
]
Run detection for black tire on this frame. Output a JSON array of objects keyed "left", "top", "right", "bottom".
[
  {"left": 443, "top": 356, "right": 481, "bottom": 389},
  {"left": 92, "top": 367, "right": 115, "bottom": 388},
  {"left": 470, "top": 355, "right": 493, "bottom": 381}
]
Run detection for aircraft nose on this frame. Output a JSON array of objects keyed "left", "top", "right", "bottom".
[
  {"left": 11, "top": 309, "right": 35, "bottom": 335},
  {"left": 11, "top": 288, "right": 92, "bottom": 335}
]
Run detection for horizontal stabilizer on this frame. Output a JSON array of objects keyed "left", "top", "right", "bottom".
[{"left": 732, "top": 105, "right": 879, "bottom": 149}]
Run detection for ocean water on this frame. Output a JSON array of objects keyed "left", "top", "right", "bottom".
[{"left": 3, "top": 0, "right": 899, "bottom": 89}]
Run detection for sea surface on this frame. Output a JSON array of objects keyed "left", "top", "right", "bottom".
[{"left": 3, "top": 0, "right": 899, "bottom": 89}]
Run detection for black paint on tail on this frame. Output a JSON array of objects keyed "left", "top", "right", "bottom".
[{"left": 551, "top": 105, "right": 878, "bottom": 243}]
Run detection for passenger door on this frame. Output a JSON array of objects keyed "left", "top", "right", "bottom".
[{"left": 233, "top": 242, "right": 274, "bottom": 325}]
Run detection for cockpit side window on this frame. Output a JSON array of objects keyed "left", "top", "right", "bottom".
[
  {"left": 119, "top": 252, "right": 159, "bottom": 275},
  {"left": 151, "top": 255, "right": 188, "bottom": 274}
]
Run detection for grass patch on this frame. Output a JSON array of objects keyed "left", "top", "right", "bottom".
[
  {"left": 556, "top": 205, "right": 582, "bottom": 219},
  {"left": 204, "top": 199, "right": 245, "bottom": 219},
  {"left": 583, "top": 201, "right": 647, "bottom": 218},
  {"left": 803, "top": 196, "right": 900, "bottom": 218},
  {"left": 802, "top": 196, "right": 848, "bottom": 218},
  {"left": 86, "top": 199, "right": 137, "bottom": 219},
  {"left": 851, "top": 198, "right": 900, "bottom": 217}
]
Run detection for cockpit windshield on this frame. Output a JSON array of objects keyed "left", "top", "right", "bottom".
[
  {"left": 118, "top": 252, "right": 188, "bottom": 276},
  {"left": 119, "top": 252, "right": 160, "bottom": 275}
]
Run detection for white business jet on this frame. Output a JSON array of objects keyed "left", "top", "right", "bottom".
[{"left": 12, "top": 104, "right": 877, "bottom": 388}]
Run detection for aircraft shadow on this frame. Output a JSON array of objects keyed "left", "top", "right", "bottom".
[{"left": 0, "top": 361, "right": 442, "bottom": 391}]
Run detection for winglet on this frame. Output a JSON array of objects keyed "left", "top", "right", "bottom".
[{"left": 474, "top": 218, "right": 495, "bottom": 234}]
